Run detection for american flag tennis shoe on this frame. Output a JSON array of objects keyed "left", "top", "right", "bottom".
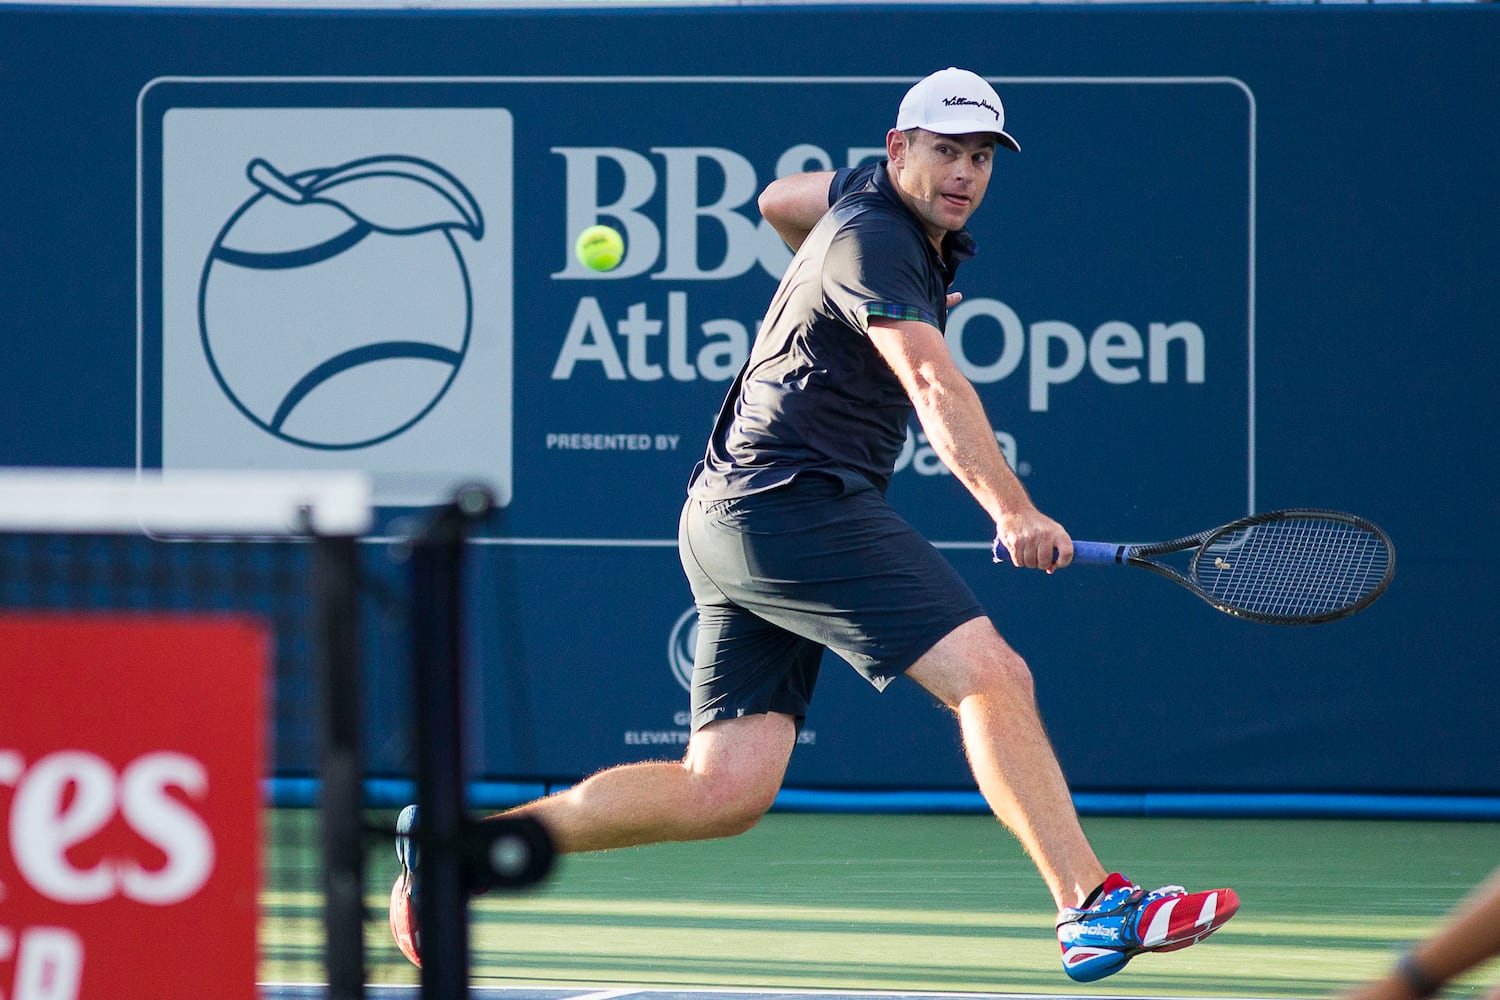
[
  {"left": 1056, "top": 873, "right": 1240, "bottom": 982},
  {"left": 389, "top": 804, "right": 422, "bottom": 967}
]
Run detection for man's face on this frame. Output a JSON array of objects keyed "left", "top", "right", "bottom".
[{"left": 887, "top": 128, "right": 996, "bottom": 245}]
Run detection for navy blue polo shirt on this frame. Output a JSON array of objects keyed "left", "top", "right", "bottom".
[{"left": 689, "top": 160, "right": 977, "bottom": 499}]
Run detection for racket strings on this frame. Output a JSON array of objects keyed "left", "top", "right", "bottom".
[{"left": 1195, "top": 517, "right": 1391, "bottom": 618}]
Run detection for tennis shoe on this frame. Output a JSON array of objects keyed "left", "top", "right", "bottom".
[
  {"left": 1056, "top": 872, "right": 1240, "bottom": 982},
  {"left": 389, "top": 804, "right": 422, "bottom": 968}
]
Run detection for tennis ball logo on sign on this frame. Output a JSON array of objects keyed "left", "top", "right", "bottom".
[{"left": 198, "top": 155, "right": 483, "bottom": 449}]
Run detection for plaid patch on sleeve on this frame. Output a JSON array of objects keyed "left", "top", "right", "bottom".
[{"left": 862, "top": 302, "right": 939, "bottom": 329}]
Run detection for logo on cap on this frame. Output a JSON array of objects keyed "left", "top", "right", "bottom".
[{"left": 942, "top": 95, "right": 1002, "bottom": 123}]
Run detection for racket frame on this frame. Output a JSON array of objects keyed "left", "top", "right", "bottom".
[{"left": 1109, "top": 508, "right": 1395, "bottom": 625}]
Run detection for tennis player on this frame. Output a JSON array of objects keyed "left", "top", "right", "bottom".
[{"left": 393, "top": 67, "right": 1239, "bottom": 983}]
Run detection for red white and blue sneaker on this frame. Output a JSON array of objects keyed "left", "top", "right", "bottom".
[
  {"left": 1056, "top": 873, "right": 1240, "bottom": 982},
  {"left": 389, "top": 804, "right": 422, "bottom": 968}
]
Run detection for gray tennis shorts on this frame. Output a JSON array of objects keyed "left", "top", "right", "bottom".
[{"left": 677, "top": 470, "right": 986, "bottom": 733}]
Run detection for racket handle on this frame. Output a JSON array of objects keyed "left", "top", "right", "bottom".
[
  {"left": 1072, "top": 540, "right": 1126, "bottom": 565},
  {"left": 990, "top": 539, "right": 1125, "bottom": 565}
]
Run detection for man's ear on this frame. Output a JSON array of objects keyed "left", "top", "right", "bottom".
[{"left": 886, "top": 128, "right": 907, "bottom": 165}]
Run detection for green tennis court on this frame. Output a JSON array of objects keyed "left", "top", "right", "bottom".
[{"left": 261, "top": 810, "right": 1498, "bottom": 998}]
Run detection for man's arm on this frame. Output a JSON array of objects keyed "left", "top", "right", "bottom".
[
  {"left": 1340, "top": 865, "right": 1500, "bottom": 1000},
  {"left": 757, "top": 170, "right": 839, "bottom": 252},
  {"left": 867, "top": 318, "right": 1072, "bottom": 572}
]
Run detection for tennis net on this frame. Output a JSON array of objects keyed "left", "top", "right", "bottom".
[{"left": 0, "top": 469, "right": 370, "bottom": 1000}]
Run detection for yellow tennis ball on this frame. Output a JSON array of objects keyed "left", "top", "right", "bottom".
[{"left": 574, "top": 224, "right": 625, "bottom": 272}]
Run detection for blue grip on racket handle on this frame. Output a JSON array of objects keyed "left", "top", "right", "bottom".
[
  {"left": 991, "top": 538, "right": 1123, "bottom": 565},
  {"left": 1071, "top": 540, "right": 1125, "bottom": 565}
]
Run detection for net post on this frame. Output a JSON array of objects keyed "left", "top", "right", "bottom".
[
  {"left": 313, "top": 531, "right": 365, "bottom": 1000},
  {"left": 410, "top": 484, "right": 495, "bottom": 999}
]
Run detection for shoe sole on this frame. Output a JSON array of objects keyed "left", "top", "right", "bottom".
[
  {"left": 389, "top": 870, "right": 422, "bottom": 968},
  {"left": 391, "top": 805, "right": 422, "bottom": 967}
]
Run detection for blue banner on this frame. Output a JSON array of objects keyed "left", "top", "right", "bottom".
[{"left": 2, "top": 4, "right": 1497, "bottom": 798}]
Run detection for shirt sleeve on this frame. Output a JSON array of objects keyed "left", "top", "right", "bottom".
[
  {"left": 822, "top": 211, "right": 940, "bottom": 334},
  {"left": 828, "top": 161, "right": 880, "bottom": 206}
]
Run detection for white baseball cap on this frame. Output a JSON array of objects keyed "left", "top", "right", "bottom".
[{"left": 895, "top": 67, "right": 1020, "bottom": 153}]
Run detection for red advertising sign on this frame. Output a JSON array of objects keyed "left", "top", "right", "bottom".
[{"left": 0, "top": 616, "right": 266, "bottom": 1000}]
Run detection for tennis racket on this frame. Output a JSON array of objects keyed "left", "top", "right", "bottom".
[{"left": 994, "top": 508, "right": 1395, "bottom": 625}]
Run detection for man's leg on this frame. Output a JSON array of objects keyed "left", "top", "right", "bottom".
[
  {"left": 498, "top": 710, "right": 797, "bottom": 852},
  {"left": 389, "top": 712, "right": 797, "bottom": 967},
  {"left": 904, "top": 615, "right": 1104, "bottom": 911},
  {"left": 905, "top": 616, "right": 1239, "bottom": 983}
]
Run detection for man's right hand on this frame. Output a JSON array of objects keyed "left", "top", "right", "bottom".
[{"left": 994, "top": 508, "right": 1074, "bottom": 574}]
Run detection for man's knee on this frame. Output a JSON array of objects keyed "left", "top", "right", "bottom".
[
  {"left": 909, "top": 617, "right": 1036, "bottom": 707},
  {"left": 691, "top": 775, "right": 779, "bottom": 838},
  {"left": 978, "top": 640, "right": 1035, "bottom": 696},
  {"left": 681, "top": 713, "right": 794, "bottom": 838}
]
